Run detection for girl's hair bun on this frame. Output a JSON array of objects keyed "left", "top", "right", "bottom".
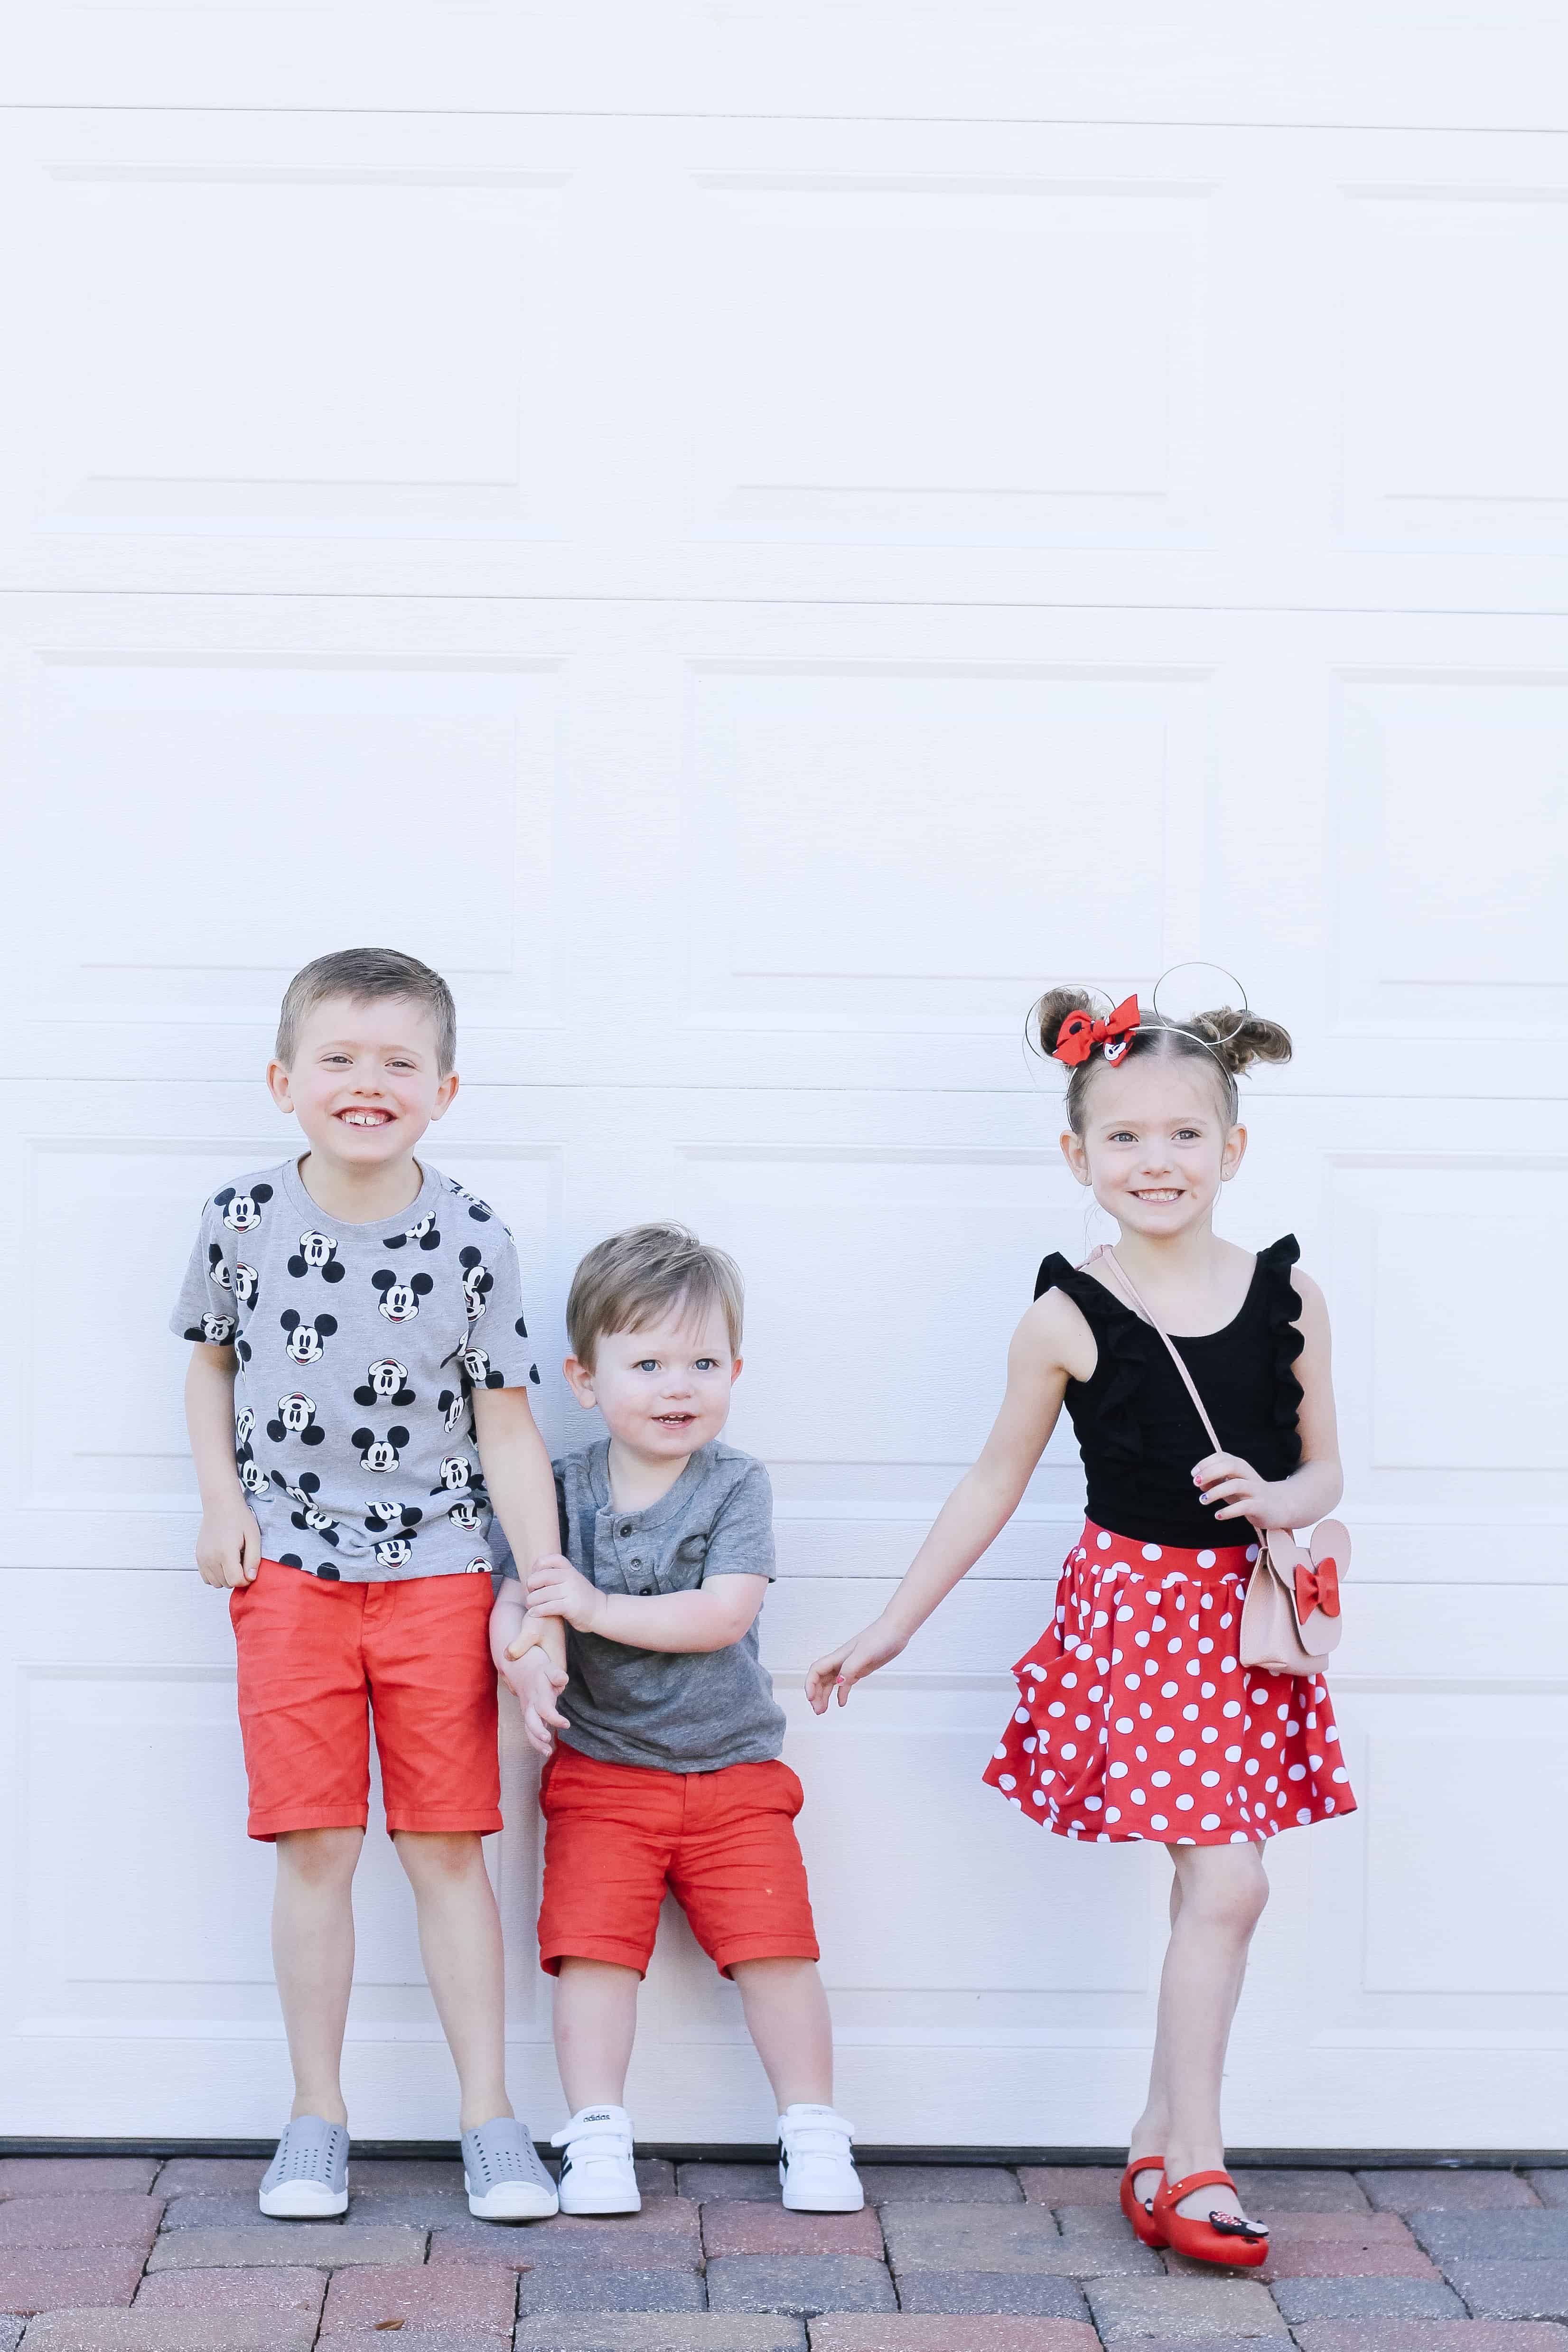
[
  {"left": 1189, "top": 1008, "right": 1293, "bottom": 1076},
  {"left": 1031, "top": 986, "right": 1100, "bottom": 1060}
]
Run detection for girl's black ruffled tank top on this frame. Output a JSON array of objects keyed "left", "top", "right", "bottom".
[{"left": 1035, "top": 1236, "right": 1304, "bottom": 1551}]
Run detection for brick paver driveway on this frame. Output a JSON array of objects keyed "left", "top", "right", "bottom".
[{"left": 3, "top": 2152, "right": 1568, "bottom": 2348}]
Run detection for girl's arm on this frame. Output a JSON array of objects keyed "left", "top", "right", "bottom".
[
  {"left": 490, "top": 1576, "right": 569, "bottom": 1757},
  {"left": 1192, "top": 1269, "right": 1344, "bottom": 1529},
  {"left": 472, "top": 1385, "right": 568, "bottom": 1688},
  {"left": 186, "top": 1344, "right": 263, "bottom": 1587},
  {"left": 804, "top": 1293, "right": 1079, "bottom": 1711}
]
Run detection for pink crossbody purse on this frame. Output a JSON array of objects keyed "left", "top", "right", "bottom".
[{"left": 1089, "top": 1247, "right": 1348, "bottom": 1679}]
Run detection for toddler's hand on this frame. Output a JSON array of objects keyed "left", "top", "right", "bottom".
[
  {"left": 504, "top": 1645, "right": 569, "bottom": 1758},
  {"left": 805, "top": 1616, "right": 907, "bottom": 1713},
  {"left": 523, "top": 1552, "right": 606, "bottom": 1634},
  {"left": 196, "top": 1498, "right": 263, "bottom": 1588},
  {"left": 1192, "top": 1451, "right": 1282, "bottom": 1526}
]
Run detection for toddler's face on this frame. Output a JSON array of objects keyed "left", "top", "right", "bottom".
[
  {"left": 268, "top": 994, "right": 456, "bottom": 1169},
  {"left": 569, "top": 1298, "right": 740, "bottom": 1462},
  {"left": 1061, "top": 1057, "right": 1244, "bottom": 1238}
]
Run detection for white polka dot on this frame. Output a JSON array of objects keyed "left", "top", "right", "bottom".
[
  {"left": 1182, "top": 1704, "right": 1200, "bottom": 1721},
  {"left": 1014, "top": 1708, "right": 1030, "bottom": 1724},
  {"left": 1265, "top": 1775, "right": 1279, "bottom": 1792},
  {"left": 1135, "top": 1631, "right": 1151, "bottom": 1648},
  {"left": 1024, "top": 1662, "right": 1046, "bottom": 1679},
  {"left": 1167, "top": 1637, "right": 1183, "bottom": 1655},
  {"left": 1061, "top": 1673, "right": 1078, "bottom": 1689},
  {"left": 1096, "top": 1531, "right": 1112, "bottom": 1549},
  {"left": 1175, "top": 1794, "right": 1195, "bottom": 1811},
  {"left": 1151, "top": 1615, "right": 1167, "bottom": 1631},
  {"left": 1223, "top": 1700, "right": 1241, "bottom": 1718},
  {"left": 1115, "top": 1717, "right": 1134, "bottom": 1734},
  {"left": 1032, "top": 1789, "right": 1048, "bottom": 1805},
  {"left": 998, "top": 1774, "right": 1016, "bottom": 1791},
  {"left": 1186, "top": 1661, "right": 1202, "bottom": 1677},
  {"left": 1288, "top": 1764, "right": 1307, "bottom": 1782},
  {"left": 1201, "top": 1727, "right": 1219, "bottom": 1744},
  {"left": 1105, "top": 1807, "right": 1121, "bottom": 1824},
  {"left": 1225, "top": 1745, "right": 1242, "bottom": 1762},
  {"left": 1075, "top": 1715, "right": 1092, "bottom": 1731},
  {"left": 1116, "top": 1605, "right": 1135, "bottom": 1623},
  {"left": 1089, "top": 1685, "right": 1104, "bottom": 1701},
  {"left": 1333, "top": 1765, "right": 1349, "bottom": 1783},
  {"left": 1308, "top": 1752, "right": 1323, "bottom": 1770},
  {"left": 1084, "top": 1796, "right": 1102, "bottom": 1811},
  {"left": 1245, "top": 1759, "right": 1260, "bottom": 1776},
  {"left": 1060, "top": 1744, "right": 1077, "bottom": 1760},
  {"left": 1178, "top": 1748, "right": 1197, "bottom": 1766},
  {"left": 1109, "top": 1761, "right": 1129, "bottom": 1779},
  {"left": 1047, "top": 1703, "right": 1065, "bottom": 1718},
  {"left": 1220, "top": 1613, "right": 1234, "bottom": 1629},
  {"left": 1196, "top": 1549, "right": 1216, "bottom": 1568},
  {"left": 1023, "top": 1736, "right": 1037, "bottom": 1754},
  {"left": 992, "top": 1745, "right": 1008, "bottom": 1761},
  {"left": 1246, "top": 1544, "right": 1259, "bottom": 1561},
  {"left": 1124, "top": 1677, "right": 1139, "bottom": 1692},
  {"left": 1297, "top": 1806, "right": 1313, "bottom": 1824},
  {"left": 1230, "top": 1830, "right": 1250, "bottom": 1844},
  {"left": 1142, "top": 1544, "right": 1163, "bottom": 1560},
  {"left": 1201, "top": 1770, "right": 1221, "bottom": 1787},
  {"left": 1160, "top": 1680, "right": 1178, "bottom": 1698},
  {"left": 1201, "top": 1813, "right": 1221, "bottom": 1831},
  {"left": 1155, "top": 1726, "right": 1175, "bottom": 1744},
  {"left": 1200, "top": 1682, "right": 1215, "bottom": 1699},
  {"left": 1151, "top": 1770, "right": 1171, "bottom": 1788},
  {"left": 1260, "top": 1731, "right": 1276, "bottom": 1749},
  {"left": 1139, "top": 1704, "right": 1153, "bottom": 1720},
  {"left": 1197, "top": 1637, "right": 1213, "bottom": 1654},
  {"left": 1150, "top": 1814, "right": 1168, "bottom": 1830},
  {"left": 1041, "top": 1770, "right": 1055, "bottom": 1785}
]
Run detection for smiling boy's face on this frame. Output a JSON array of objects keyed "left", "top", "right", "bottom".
[
  {"left": 267, "top": 993, "right": 457, "bottom": 1172},
  {"left": 565, "top": 1297, "right": 741, "bottom": 1464}
]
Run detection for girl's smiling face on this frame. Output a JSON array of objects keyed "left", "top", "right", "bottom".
[{"left": 1060, "top": 1052, "right": 1246, "bottom": 1238}]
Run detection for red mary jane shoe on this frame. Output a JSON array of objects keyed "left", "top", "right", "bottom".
[
  {"left": 1118, "top": 2154, "right": 1168, "bottom": 2249},
  {"left": 1152, "top": 2169, "right": 1269, "bottom": 2268}
]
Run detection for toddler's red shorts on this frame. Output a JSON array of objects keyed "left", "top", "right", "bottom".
[
  {"left": 230, "top": 1559, "right": 501, "bottom": 1842},
  {"left": 537, "top": 1744, "right": 819, "bottom": 1978}
]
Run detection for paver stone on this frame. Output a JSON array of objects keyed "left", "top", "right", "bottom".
[
  {"left": 1409, "top": 2211, "right": 1568, "bottom": 2261},
  {"left": 1358, "top": 2169, "right": 1540, "bottom": 2212},
  {"left": 701, "top": 2203, "right": 883, "bottom": 2260},
  {"left": 322, "top": 2258, "right": 517, "bottom": 2333},
  {"left": 1019, "top": 2167, "right": 1122, "bottom": 2208},
  {"left": 806, "top": 2322, "right": 1100, "bottom": 2352},
  {"left": 892, "top": 2270, "right": 1090, "bottom": 2317},
  {"left": 1269, "top": 2275, "right": 1467, "bottom": 2321},
  {"left": 1229, "top": 2169, "right": 1370, "bottom": 2213},
  {"left": 133, "top": 2267, "right": 327, "bottom": 2320},
  {"left": 514, "top": 2320, "right": 807, "bottom": 2351},
  {"left": 0, "top": 2250, "right": 146, "bottom": 2314},
  {"left": 705, "top": 2257, "right": 896, "bottom": 2316},
  {"left": 0, "top": 2160, "right": 160, "bottom": 2197},
  {"left": 145, "top": 2221, "right": 424, "bottom": 2269},
  {"left": 1292, "top": 2325, "right": 1568, "bottom": 2352},
  {"left": 1085, "top": 2271, "right": 1289, "bottom": 2339},
  {"left": 517, "top": 2269, "right": 709, "bottom": 2315},
  {"left": 0, "top": 2195, "right": 163, "bottom": 2250},
  {"left": 17, "top": 2315, "right": 318, "bottom": 2352},
  {"left": 880, "top": 2200, "right": 1156, "bottom": 2277},
  {"left": 854, "top": 2167, "right": 1022, "bottom": 2205},
  {"left": 1439, "top": 2261, "right": 1568, "bottom": 2320},
  {"left": 677, "top": 2167, "right": 781, "bottom": 2205}
]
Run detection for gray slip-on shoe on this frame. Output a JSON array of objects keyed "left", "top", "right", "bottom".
[
  {"left": 461, "top": 2115, "right": 560, "bottom": 2220},
  {"left": 258, "top": 2116, "right": 350, "bottom": 2217}
]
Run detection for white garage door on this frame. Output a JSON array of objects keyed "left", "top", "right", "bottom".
[{"left": 1, "top": 11, "right": 1566, "bottom": 2149}]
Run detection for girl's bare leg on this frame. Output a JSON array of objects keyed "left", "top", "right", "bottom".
[{"left": 1126, "top": 1843, "right": 1268, "bottom": 2222}]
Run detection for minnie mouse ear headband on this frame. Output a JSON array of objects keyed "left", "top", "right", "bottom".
[{"left": 1046, "top": 964, "right": 1250, "bottom": 1072}]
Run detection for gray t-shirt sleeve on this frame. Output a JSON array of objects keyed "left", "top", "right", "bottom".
[
  {"left": 458, "top": 1229, "right": 540, "bottom": 1393},
  {"left": 169, "top": 1201, "right": 239, "bottom": 1347},
  {"left": 701, "top": 1458, "right": 776, "bottom": 1581}
]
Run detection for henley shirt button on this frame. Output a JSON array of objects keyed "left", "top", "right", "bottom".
[{"left": 619, "top": 1523, "right": 633, "bottom": 1538}]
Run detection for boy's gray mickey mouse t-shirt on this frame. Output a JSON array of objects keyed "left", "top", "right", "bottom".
[{"left": 170, "top": 1156, "right": 540, "bottom": 1583}]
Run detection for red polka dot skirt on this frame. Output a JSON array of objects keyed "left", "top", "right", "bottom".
[{"left": 982, "top": 1520, "right": 1356, "bottom": 1845}]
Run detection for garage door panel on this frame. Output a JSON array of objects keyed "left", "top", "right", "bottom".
[{"left": 5, "top": 118, "right": 1568, "bottom": 613}]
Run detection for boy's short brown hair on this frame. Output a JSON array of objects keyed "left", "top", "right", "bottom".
[
  {"left": 276, "top": 948, "right": 457, "bottom": 1075},
  {"left": 567, "top": 1224, "right": 745, "bottom": 1368}
]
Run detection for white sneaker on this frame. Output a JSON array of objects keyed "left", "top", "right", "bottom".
[
  {"left": 777, "top": 2104, "right": 863, "bottom": 2211},
  {"left": 551, "top": 2104, "right": 641, "bottom": 2214}
]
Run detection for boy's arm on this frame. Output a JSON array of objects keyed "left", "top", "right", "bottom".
[
  {"left": 185, "top": 1344, "right": 263, "bottom": 1587},
  {"left": 490, "top": 1577, "right": 569, "bottom": 1757},
  {"left": 472, "top": 1384, "right": 568, "bottom": 1683},
  {"left": 523, "top": 1558, "right": 767, "bottom": 1653}
]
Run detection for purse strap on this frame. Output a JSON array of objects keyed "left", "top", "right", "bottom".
[{"left": 1086, "top": 1245, "right": 1228, "bottom": 1457}]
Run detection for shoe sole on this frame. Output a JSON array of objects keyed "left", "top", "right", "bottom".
[
  {"left": 464, "top": 2176, "right": 560, "bottom": 2221},
  {"left": 558, "top": 2188, "right": 642, "bottom": 2214},
  {"left": 258, "top": 2184, "right": 348, "bottom": 2218},
  {"left": 782, "top": 2190, "right": 865, "bottom": 2211}
]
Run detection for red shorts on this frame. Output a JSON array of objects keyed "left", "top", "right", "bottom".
[
  {"left": 230, "top": 1560, "right": 501, "bottom": 1842},
  {"left": 537, "top": 1745, "right": 819, "bottom": 1979}
]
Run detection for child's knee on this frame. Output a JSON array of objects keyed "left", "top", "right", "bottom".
[
  {"left": 392, "top": 1828, "right": 484, "bottom": 1886},
  {"left": 1181, "top": 1848, "right": 1268, "bottom": 1938},
  {"left": 276, "top": 1826, "right": 363, "bottom": 1886}
]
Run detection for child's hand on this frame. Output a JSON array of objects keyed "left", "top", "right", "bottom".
[
  {"left": 805, "top": 1615, "right": 907, "bottom": 1713},
  {"left": 503, "top": 1645, "right": 569, "bottom": 1758},
  {"left": 1192, "top": 1452, "right": 1286, "bottom": 1527},
  {"left": 196, "top": 1497, "right": 264, "bottom": 1587},
  {"left": 523, "top": 1552, "right": 606, "bottom": 1634}
]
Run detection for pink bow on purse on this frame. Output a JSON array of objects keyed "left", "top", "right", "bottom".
[{"left": 1089, "top": 1248, "right": 1348, "bottom": 1678}]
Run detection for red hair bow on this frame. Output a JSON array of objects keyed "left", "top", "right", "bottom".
[
  {"left": 1051, "top": 995, "right": 1141, "bottom": 1068},
  {"left": 1294, "top": 1553, "right": 1341, "bottom": 1623}
]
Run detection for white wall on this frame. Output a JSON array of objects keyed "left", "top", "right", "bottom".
[{"left": 1, "top": 6, "right": 1566, "bottom": 2147}]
